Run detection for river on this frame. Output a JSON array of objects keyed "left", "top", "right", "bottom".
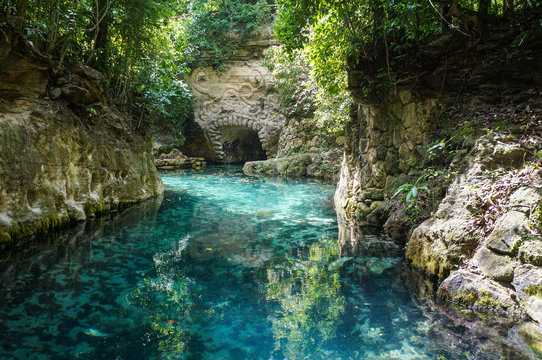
[{"left": 0, "top": 166, "right": 537, "bottom": 359}]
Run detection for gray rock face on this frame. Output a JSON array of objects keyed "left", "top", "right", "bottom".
[
  {"left": 519, "top": 240, "right": 542, "bottom": 266},
  {"left": 491, "top": 143, "right": 527, "bottom": 168},
  {"left": 508, "top": 187, "right": 542, "bottom": 213},
  {"left": 473, "top": 247, "right": 515, "bottom": 282},
  {"left": 334, "top": 89, "right": 438, "bottom": 224},
  {"left": 438, "top": 269, "right": 525, "bottom": 318},
  {"left": 485, "top": 211, "right": 529, "bottom": 255}
]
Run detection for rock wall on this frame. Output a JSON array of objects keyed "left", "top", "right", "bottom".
[
  {"left": 186, "top": 29, "right": 285, "bottom": 163},
  {"left": 0, "top": 25, "right": 163, "bottom": 244},
  {"left": 337, "top": 31, "right": 542, "bottom": 323},
  {"left": 276, "top": 116, "right": 341, "bottom": 157},
  {"left": 334, "top": 88, "right": 438, "bottom": 223},
  {"left": 242, "top": 114, "right": 343, "bottom": 181},
  {"left": 410, "top": 139, "right": 542, "bottom": 321}
]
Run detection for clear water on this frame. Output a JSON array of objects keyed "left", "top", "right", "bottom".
[{"left": 0, "top": 166, "right": 538, "bottom": 360}]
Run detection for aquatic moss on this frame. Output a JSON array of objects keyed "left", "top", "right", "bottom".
[{"left": 7, "top": 213, "right": 70, "bottom": 241}]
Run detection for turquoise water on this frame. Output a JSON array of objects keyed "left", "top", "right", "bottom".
[{"left": 0, "top": 166, "right": 537, "bottom": 359}]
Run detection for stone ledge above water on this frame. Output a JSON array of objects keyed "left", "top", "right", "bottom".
[
  {"left": 242, "top": 149, "right": 341, "bottom": 182},
  {"left": 154, "top": 148, "right": 206, "bottom": 170}
]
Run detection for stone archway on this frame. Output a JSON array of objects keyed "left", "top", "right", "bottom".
[
  {"left": 186, "top": 59, "right": 285, "bottom": 163},
  {"left": 204, "top": 114, "right": 274, "bottom": 162},
  {"left": 219, "top": 126, "right": 266, "bottom": 163}
]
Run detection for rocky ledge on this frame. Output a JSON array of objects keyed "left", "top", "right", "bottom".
[
  {"left": 0, "top": 23, "right": 163, "bottom": 244},
  {"left": 405, "top": 134, "right": 542, "bottom": 323},
  {"left": 154, "top": 148, "right": 206, "bottom": 170},
  {"left": 243, "top": 149, "right": 342, "bottom": 182}
]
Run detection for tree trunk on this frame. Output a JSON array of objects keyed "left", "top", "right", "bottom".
[
  {"left": 15, "top": 0, "right": 28, "bottom": 30},
  {"left": 94, "top": 0, "right": 109, "bottom": 51},
  {"left": 478, "top": 0, "right": 489, "bottom": 17}
]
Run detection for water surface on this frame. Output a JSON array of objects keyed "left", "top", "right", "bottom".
[{"left": 0, "top": 166, "right": 538, "bottom": 359}]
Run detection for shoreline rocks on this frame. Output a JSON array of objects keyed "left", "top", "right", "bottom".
[
  {"left": 154, "top": 148, "right": 206, "bottom": 170},
  {"left": 0, "top": 24, "right": 163, "bottom": 244}
]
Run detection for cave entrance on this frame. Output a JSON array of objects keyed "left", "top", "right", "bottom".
[{"left": 219, "top": 126, "right": 266, "bottom": 164}]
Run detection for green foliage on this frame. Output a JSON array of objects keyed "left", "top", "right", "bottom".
[
  {"left": 426, "top": 137, "right": 456, "bottom": 162},
  {"left": 313, "top": 87, "right": 350, "bottom": 135},
  {"left": 393, "top": 175, "right": 430, "bottom": 207},
  {"left": 2, "top": 0, "right": 275, "bottom": 143},
  {"left": 264, "top": 43, "right": 349, "bottom": 135},
  {"left": 186, "top": 0, "right": 273, "bottom": 69},
  {"left": 263, "top": 46, "right": 316, "bottom": 117},
  {"left": 275, "top": 0, "right": 440, "bottom": 63},
  {"left": 272, "top": 0, "right": 439, "bottom": 135}
]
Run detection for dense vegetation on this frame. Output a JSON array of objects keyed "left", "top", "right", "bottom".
[
  {"left": 275, "top": 0, "right": 541, "bottom": 106},
  {"left": 0, "top": 0, "right": 273, "bottom": 144},
  {"left": 1, "top": 0, "right": 541, "bottom": 140}
]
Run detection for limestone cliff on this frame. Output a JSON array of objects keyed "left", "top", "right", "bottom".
[
  {"left": 183, "top": 27, "right": 284, "bottom": 163},
  {"left": 0, "top": 24, "right": 163, "bottom": 244},
  {"left": 182, "top": 28, "right": 342, "bottom": 181},
  {"left": 337, "top": 32, "right": 542, "bottom": 322}
]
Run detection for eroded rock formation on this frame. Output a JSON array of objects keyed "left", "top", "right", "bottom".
[
  {"left": 185, "top": 29, "right": 284, "bottom": 163},
  {"left": 337, "top": 32, "right": 542, "bottom": 323},
  {"left": 0, "top": 24, "right": 163, "bottom": 244}
]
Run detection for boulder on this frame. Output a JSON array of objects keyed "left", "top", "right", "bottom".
[
  {"left": 472, "top": 247, "right": 515, "bottom": 282},
  {"left": 517, "top": 322, "right": 542, "bottom": 357},
  {"left": 485, "top": 211, "right": 529, "bottom": 255},
  {"left": 513, "top": 265, "right": 542, "bottom": 323},
  {"left": 438, "top": 269, "right": 524, "bottom": 318},
  {"left": 519, "top": 240, "right": 542, "bottom": 266},
  {"left": 489, "top": 143, "right": 526, "bottom": 168},
  {"left": 508, "top": 187, "right": 542, "bottom": 214}
]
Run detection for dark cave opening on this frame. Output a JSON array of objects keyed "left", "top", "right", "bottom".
[{"left": 220, "top": 126, "right": 266, "bottom": 164}]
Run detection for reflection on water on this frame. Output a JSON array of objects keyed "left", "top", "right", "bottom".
[{"left": 0, "top": 166, "right": 539, "bottom": 359}]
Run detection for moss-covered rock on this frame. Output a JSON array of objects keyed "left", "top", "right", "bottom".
[
  {"left": 519, "top": 239, "right": 542, "bottom": 266},
  {"left": 473, "top": 247, "right": 515, "bottom": 282},
  {"left": 518, "top": 322, "right": 542, "bottom": 358},
  {"left": 438, "top": 269, "right": 525, "bottom": 318},
  {"left": 0, "top": 27, "right": 163, "bottom": 244},
  {"left": 513, "top": 265, "right": 542, "bottom": 323},
  {"left": 243, "top": 149, "right": 341, "bottom": 182},
  {"left": 485, "top": 211, "right": 529, "bottom": 255}
]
